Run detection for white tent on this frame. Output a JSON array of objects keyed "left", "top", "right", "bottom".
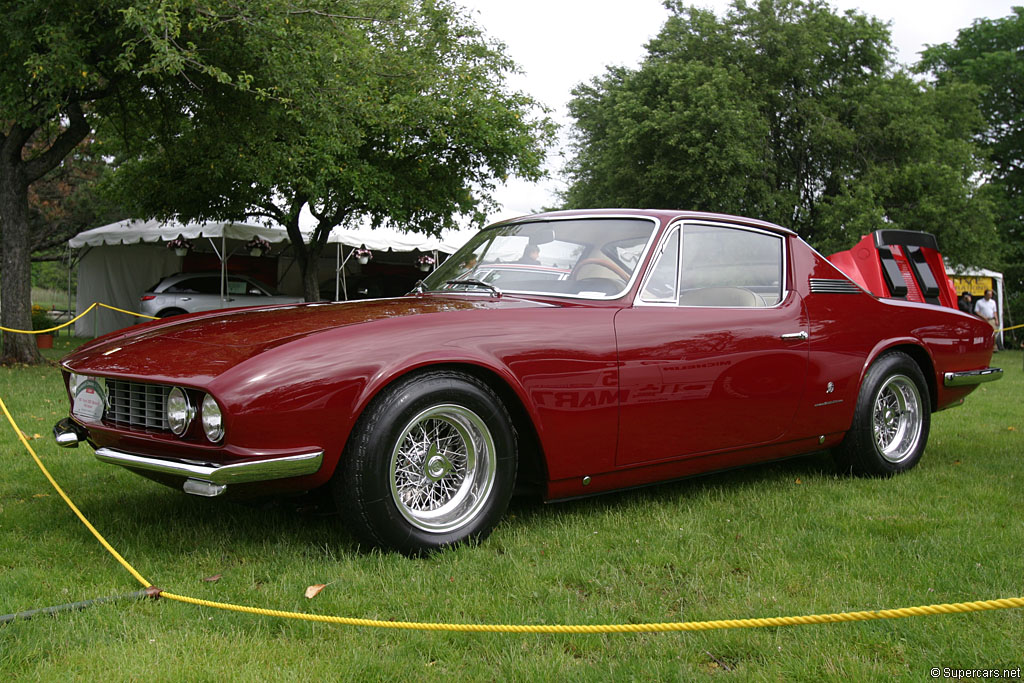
[
  {"left": 947, "top": 265, "right": 1007, "bottom": 348},
  {"left": 70, "top": 219, "right": 302, "bottom": 337},
  {"left": 327, "top": 225, "right": 475, "bottom": 254},
  {"left": 69, "top": 219, "right": 478, "bottom": 337},
  {"left": 67, "top": 218, "right": 299, "bottom": 249}
]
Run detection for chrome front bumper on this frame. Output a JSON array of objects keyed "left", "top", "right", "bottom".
[
  {"left": 53, "top": 418, "right": 323, "bottom": 498},
  {"left": 93, "top": 447, "right": 324, "bottom": 485},
  {"left": 943, "top": 367, "right": 1003, "bottom": 387}
]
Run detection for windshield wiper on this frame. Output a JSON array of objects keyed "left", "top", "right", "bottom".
[{"left": 445, "top": 279, "right": 502, "bottom": 297}]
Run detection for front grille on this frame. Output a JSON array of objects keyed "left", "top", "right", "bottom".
[{"left": 105, "top": 379, "right": 170, "bottom": 431}]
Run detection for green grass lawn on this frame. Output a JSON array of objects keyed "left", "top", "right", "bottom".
[
  {"left": 30, "top": 287, "right": 74, "bottom": 312},
  {"left": 1, "top": 339, "right": 1021, "bottom": 679}
]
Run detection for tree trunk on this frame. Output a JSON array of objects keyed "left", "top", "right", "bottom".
[
  {"left": 0, "top": 160, "right": 40, "bottom": 364},
  {"left": 301, "top": 255, "right": 321, "bottom": 303},
  {"left": 281, "top": 206, "right": 331, "bottom": 303}
]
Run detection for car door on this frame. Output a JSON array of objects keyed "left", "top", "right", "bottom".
[
  {"left": 615, "top": 221, "right": 809, "bottom": 466},
  {"left": 166, "top": 275, "right": 223, "bottom": 313},
  {"left": 225, "top": 276, "right": 275, "bottom": 308}
]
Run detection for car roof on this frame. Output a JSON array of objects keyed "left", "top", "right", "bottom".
[
  {"left": 493, "top": 208, "right": 798, "bottom": 238},
  {"left": 147, "top": 272, "right": 262, "bottom": 292},
  {"left": 159, "top": 271, "right": 259, "bottom": 284}
]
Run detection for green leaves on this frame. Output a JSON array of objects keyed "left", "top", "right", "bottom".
[
  {"left": 95, "top": 0, "right": 555, "bottom": 300},
  {"left": 564, "top": 0, "right": 995, "bottom": 266}
]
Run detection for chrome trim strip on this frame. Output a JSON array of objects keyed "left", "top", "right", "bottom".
[
  {"left": 809, "top": 278, "right": 863, "bottom": 294},
  {"left": 94, "top": 447, "right": 324, "bottom": 484},
  {"left": 943, "top": 368, "right": 1003, "bottom": 387}
]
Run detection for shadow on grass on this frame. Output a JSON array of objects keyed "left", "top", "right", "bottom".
[
  {"left": 74, "top": 481, "right": 360, "bottom": 559},
  {"left": 510, "top": 449, "right": 837, "bottom": 524},
  {"left": 67, "top": 448, "right": 837, "bottom": 559}
]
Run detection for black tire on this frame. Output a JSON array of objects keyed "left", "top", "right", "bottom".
[
  {"left": 157, "top": 308, "right": 187, "bottom": 318},
  {"left": 834, "top": 351, "right": 931, "bottom": 476},
  {"left": 334, "top": 370, "right": 517, "bottom": 555}
]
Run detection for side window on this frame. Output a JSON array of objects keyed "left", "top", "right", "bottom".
[
  {"left": 678, "top": 224, "right": 784, "bottom": 307},
  {"left": 227, "top": 278, "right": 265, "bottom": 296},
  {"left": 167, "top": 276, "right": 220, "bottom": 294},
  {"left": 640, "top": 229, "right": 680, "bottom": 302}
]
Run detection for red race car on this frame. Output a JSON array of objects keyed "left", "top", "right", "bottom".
[{"left": 55, "top": 210, "right": 1001, "bottom": 554}]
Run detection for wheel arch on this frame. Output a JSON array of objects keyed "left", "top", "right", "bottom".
[
  {"left": 864, "top": 342, "right": 937, "bottom": 413},
  {"left": 351, "top": 361, "right": 549, "bottom": 495}
]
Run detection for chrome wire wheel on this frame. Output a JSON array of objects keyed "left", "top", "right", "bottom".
[
  {"left": 871, "top": 374, "right": 923, "bottom": 464},
  {"left": 389, "top": 404, "right": 496, "bottom": 533}
]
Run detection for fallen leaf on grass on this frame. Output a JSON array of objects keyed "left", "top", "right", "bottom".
[
  {"left": 794, "top": 478, "right": 802, "bottom": 485},
  {"left": 1008, "top": 426, "right": 1017, "bottom": 432},
  {"left": 32, "top": 493, "right": 49, "bottom": 498},
  {"left": 305, "top": 583, "right": 327, "bottom": 599},
  {"left": 202, "top": 574, "right": 222, "bottom": 583}
]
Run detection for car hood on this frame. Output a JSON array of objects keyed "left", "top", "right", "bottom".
[{"left": 62, "top": 296, "right": 554, "bottom": 383}]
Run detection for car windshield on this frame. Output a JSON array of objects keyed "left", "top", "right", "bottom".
[{"left": 422, "top": 217, "right": 658, "bottom": 299}]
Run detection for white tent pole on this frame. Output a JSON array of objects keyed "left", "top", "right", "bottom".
[
  {"left": 221, "top": 234, "right": 227, "bottom": 303},
  {"left": 64, "top": 244, "right": 72, "bottom": 337},
  {"left": 341, "top": 247, "right": 347, "bottom": 300},
  {"left": 997, "top": 275, "right": 1005, "bottom": 349},
  {"left": 335, "top": 243, "right": 340, "bottom": 302}
]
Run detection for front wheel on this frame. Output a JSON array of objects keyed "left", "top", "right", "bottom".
[
  {"left": 834, "top": 352, "right": 930, "bottom": 476},
  {"left": 334, "top": 370, "right": 517, "bottom": 554}
]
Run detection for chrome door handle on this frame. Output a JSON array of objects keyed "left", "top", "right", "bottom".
[
  {"left": 781, "top": 331, "right": 808, "bottom": 341},
  {"left": 180, "top": 297, "right": 192, "bottom": 301}
]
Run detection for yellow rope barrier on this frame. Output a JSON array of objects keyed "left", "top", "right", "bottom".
[
  {"left": 154, "top": 592, "right": 1024, "bottom": 633},
  {"left": 0, "top": 397, "right": 152, "bottom": 588},
  {"left": 0, "top": 302, "right": 158, "bottom": 335},
  {"left": 3, "top": 395, "right": 1023, "bottom": 634}
]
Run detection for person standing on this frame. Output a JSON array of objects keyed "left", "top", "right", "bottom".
[
  {"left": 974, "top": 289, "right": 1001, "bottom": 349},
  {"left": 958, "top": 291, "right": 973, "bottom": 315}
]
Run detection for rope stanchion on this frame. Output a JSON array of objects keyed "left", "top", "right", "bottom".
[
  {"left": 2, "top": 395, "right": 1023, "bottom": 634},
  {"left": 0, "top": 302, "right": 158, "bottom": 335}
]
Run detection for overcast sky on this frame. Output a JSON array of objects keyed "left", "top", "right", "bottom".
[{"left": 456, "top": 0, "right": 1020, "bottom": 223}]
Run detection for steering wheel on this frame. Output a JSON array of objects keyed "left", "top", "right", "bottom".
[{"left": 570, "top": 258, "right": 630, "bottom": 282}]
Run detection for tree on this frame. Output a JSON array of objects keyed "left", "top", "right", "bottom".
[
  {"left": 564, "top": 0, "right": 997, "bottom": 260},
  {"left": 27, "top": 135, "right": 126, "bottom": 261},
  {"left": 1, "top": 0, "right": 277, "bottom": 364},
  {"left": 104, "top": 0, "right": 555, "bottom": 301},
  {"left": 919, "top": 8, "right": 1024, "bottom": 336}
]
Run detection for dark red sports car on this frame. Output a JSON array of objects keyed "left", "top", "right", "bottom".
[{"left": 55, "top": 210, "right": 1002, "bottom": 554}]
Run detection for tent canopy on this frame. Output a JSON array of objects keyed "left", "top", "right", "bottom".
[
  {"left": 70, "top": 218, "right": 477, "bottom": 254},
  {"left": 66, "top": 219, "right": 479, "bottom": 337},
  {"left": 68, "top": 219, "right": 299, "bottom": 248},
  {"left": 329, "top": 226, "right": 476, "bottom": 254}
]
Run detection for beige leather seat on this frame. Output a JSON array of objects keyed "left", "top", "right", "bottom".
[{"left": 677, "top": 287, "right": 766, "bottom": 307}]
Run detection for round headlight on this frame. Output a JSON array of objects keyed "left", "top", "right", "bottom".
[
  {"left": 68, "top": 372, "right": 85, "bottom": 396},
  {"left": 166, "top": 387, "right": 193, "bottom": 436},
  {"left": 201, "top": 394, "right": 224, "bottom": 443}
]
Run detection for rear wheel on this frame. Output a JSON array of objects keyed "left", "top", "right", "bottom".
[
  {"left": 834, "top": 352, "right": 930, "bottom": 476},
  {"left": 335, "top": 370, "right": 517, "bottom": 554}
]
